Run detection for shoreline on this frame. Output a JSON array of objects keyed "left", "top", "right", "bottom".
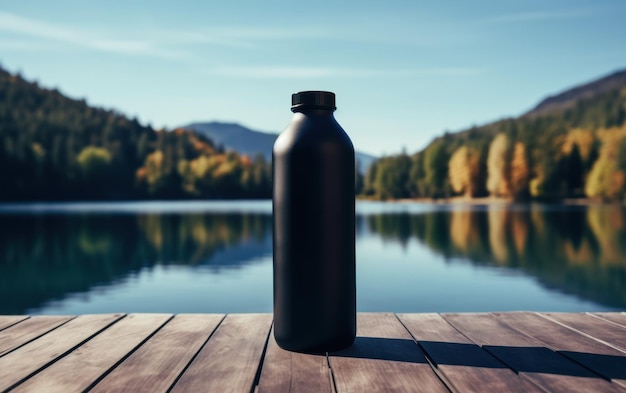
[
  {"left": 0, "top": 197, "right": 624, "bottom": 208},
  {"left": 364, "top": 196, "right": 625, "bottom": 206}
]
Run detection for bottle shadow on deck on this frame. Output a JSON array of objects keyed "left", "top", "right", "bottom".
[{"left": 329, "top": 337, "right": 626, "bottom": 380}]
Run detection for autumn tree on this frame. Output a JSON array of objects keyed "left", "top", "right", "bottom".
[
  {"left": 509, "top": 142, "right": 530, "bottom": 200},
  {"left": 141, "top": 150, "right": 166, "bottom": 195},
  {"left": 563, "top": 129, "right": 595, "bottom": 164},
  {"left": 77, "top": 146, "right": 112, "bottom": 180},
  {"left": 585, "top": 127, "right": 626, "bottom": 200},
  {"left": 448, "top": 146, "right": 480, "bottom": 197},
  {"left": 486, "top": 133, "right": 511, "bottom": 197}
]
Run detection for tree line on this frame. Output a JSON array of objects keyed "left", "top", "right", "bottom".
[
  {"left": 0, "top": 67, "right": 271, "bottom": 201},
  {"left": 362, "top": 86, "right": 626, "bottom": 201},
  {"left": 3, "top": 64, "right": 626, "bottom": 202}
]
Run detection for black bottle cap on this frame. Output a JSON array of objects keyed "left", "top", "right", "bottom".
[{"left": 291, "top": 91, "right": 336, "bottom": 112}]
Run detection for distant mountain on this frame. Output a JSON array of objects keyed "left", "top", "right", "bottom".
[
  {"left": 525, "top": 69, "right": 626, "bottom": 117},
  {"left": 182, "top": 121, "right": 378, "bottom": 173},
  {"left": 183, "top": 122, "right": 276, "bottom": 160}
]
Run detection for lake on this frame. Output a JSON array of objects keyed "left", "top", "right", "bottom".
[{"left": 0, "top": 201, "right": 624, "bottom": 315}]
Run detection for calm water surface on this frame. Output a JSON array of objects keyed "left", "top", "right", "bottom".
[{"left": 0, "top": 201, "right": 624, "bottom": 315}]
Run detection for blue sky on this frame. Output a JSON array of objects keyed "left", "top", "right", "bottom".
[{"left": 1, "top": 0, "right": 625, "bottom": 156}]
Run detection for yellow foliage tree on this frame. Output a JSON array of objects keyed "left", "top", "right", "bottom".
[
  {"left": 448, "top": 146, "right": 480, "bottom": 197},
  {"left": 562, "top": 128, "right": 595, "bottom": 161},
  {"left": 509, "top": 142, "right": 529, "bottom": 199},
  {"left": 585, "top": 158, "right": 625, "bottom": 200},
  {"left": 77, "top": 145, "right": 112, "bottom": 179},
  {"left": 486, "top": 133, "right": 511, "bottom": 197},
  {"left": 142, "top": 150, "right": 165, "bottom": 193},
  {"left": 585, "top": 126, "right": 626, "bottom": 200}
]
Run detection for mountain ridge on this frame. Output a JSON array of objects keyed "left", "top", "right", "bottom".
[
  {"left": 525, "top": 68, "right": 626, "bottom": 117},
  {"left": 181, "top": 121, "right": 378, "bottom": 173}
]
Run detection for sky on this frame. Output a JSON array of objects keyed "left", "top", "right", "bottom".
[{"left": 0, "top": 0, "right": 625, "bottom": 156}]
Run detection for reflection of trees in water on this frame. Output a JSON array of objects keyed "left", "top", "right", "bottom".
[
  {"left": 366, "top": 205, "right": 626, "bottom": 308},
  {"left": 3, "top": 206, "right": 624, "bottom": 314},
  {"left": 136, "top": 214, "right": 271, "bottom": 266},
  {"left": 0, "top": 213, "right": 272, "bottom": 314}
]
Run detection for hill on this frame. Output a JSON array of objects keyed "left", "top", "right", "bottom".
[
  {"left": 365, "top": 68, "right": 626, "bottom": 201},
  {"left": 525, "top": 69, "right": 626, "bottom": 117},
  {"left": 0, "top": 67, "right": 271, "bottom": 201},
  {"left": 182, "top": 121, "right": 377, "bottom": 173}
]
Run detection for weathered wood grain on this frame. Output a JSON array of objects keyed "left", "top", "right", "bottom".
[
  {"left": 0, "top": 316, "right": 73, "bottom": 357},
  {"left": 1, "top": 312, "right": 625, "bottom": 393},
  {"left": 329, "top": 313, "right": 449, "bottom": 393},
  {"left": 11, "top": 314, "right": 171, "bottom": 393},
  {"left": 0, "top": 315, "right": 29, "bottom": 331},
  {"left": 90, "top": 314, "right": 224, "bottom": 393},
  {"left": 0, "top": 314, "right": 124, "bottom": 391},
  {"left": 493, "top": 312, "right": 626, "bottom": 387},
  {"left": 444, "top": 313, "right": 624, "bottom": 393},
  {"left": 544, "top": 312, "right": 626, "bottom": 351},
  {"left": 398, "top": 313, "right": 542, "bottom": 393},
  {"left": 170, "top": 313, "right": 273, "bottom": 393},
  {"left": 257, "top": 327, "right": 334, "bottom": 393},
  {"left": 590, "top": 313, "right": 626, "bottom": 328}
]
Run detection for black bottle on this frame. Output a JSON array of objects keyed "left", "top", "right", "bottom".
[{"left": 273, "top": 91, "right": 356, "bottom": 353}]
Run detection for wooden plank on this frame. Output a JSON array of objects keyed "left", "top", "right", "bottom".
[
  {"left": 257, "top": 326, "right": 334, "bottom": 393},
  {"left": 0, "top": 316, "right": 29, "bottom": 331},
  {"left": 0, "top": 316, "right": 73, "bottom": 357},
  {"left": 0, "top": 314, "right": 124, "bottom": 392},
  {"left": 397, "top": 313, "right": 542, "bottom": 393},
  {"left": 11, "top": 314, "right": 171, "bottom": 393},
  {"left": 90, "top": 314, "right": 224, "bottom": 393},
  {"left": 329, "top": 313, "right": 449, "bottom": 393},
  {"left": 544, "top": 313, "right": 626, "bottom": 351},
  {"left": 443, "top": 313, "right": 623, "bottom": 393},
  {"left": 493, "top": 312, "right": 626, "bottom": 387},
  {"left": 589, "top": 313, "right": 626, "bottom": 329},
  {"left": 171, "top": 314, "right": 273, "bottom": 393}
]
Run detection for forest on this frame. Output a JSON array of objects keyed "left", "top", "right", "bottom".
[
  {"left": 364, "top": 82, "right": 626, "bottom": 201},
  {"left": 0, "top": 67, "right": 271, "bottom": 201},
  {"left": 2, "top": 65, "right": 626, "bottom": 201}
]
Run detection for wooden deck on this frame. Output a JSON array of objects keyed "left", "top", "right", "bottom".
[{"left": 0, "top": 313, "right": 625, "bottom": 392}]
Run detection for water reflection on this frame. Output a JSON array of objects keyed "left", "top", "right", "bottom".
[
  {"left": 366, "top": 205, "right": 626, "bottom": 308},
  {"left": 0, "top": 213, "right": 273, "bottom": 314},
  {"left": 0, "top": 203, "right": 625, "bottom": 314}
]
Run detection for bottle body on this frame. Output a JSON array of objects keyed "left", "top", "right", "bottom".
[{"left": 273, "top": 107, "right": 356, "bottom": 353}]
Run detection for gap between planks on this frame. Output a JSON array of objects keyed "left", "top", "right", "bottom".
[{"left": 2, "top": 313, "right": 625, "bottom": 393}]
